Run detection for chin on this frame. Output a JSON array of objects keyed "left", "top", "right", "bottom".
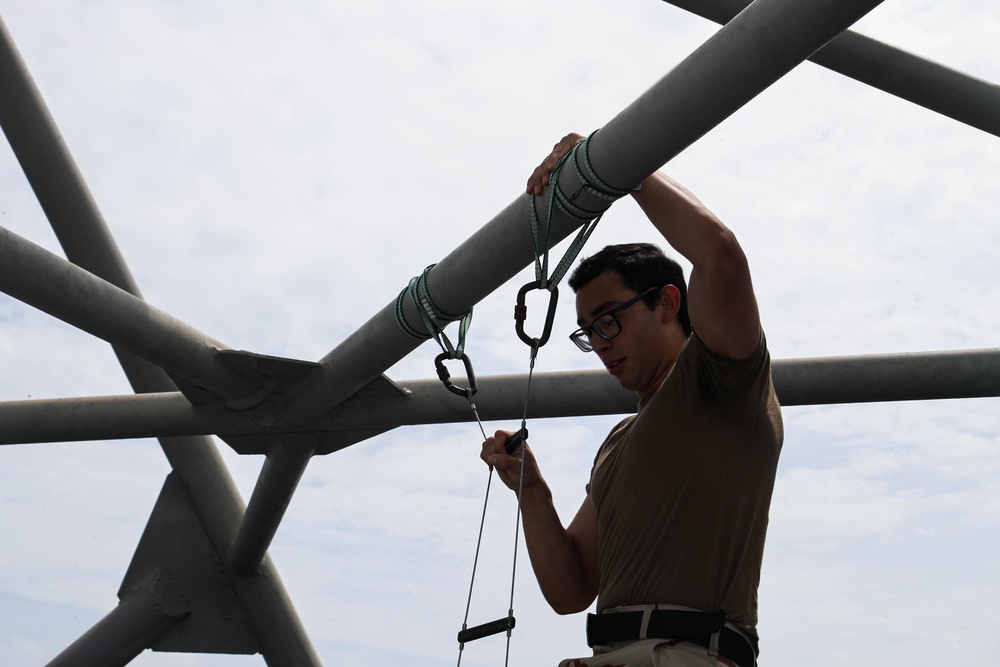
[{"left": 614, "top": 376, "right": 639, "bottom": 392}]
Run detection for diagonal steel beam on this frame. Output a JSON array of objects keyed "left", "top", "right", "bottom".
[
  {"left": 45, "top": 568, "right": 190, "bottom": 667},
  {"left": 662, "top": 0, "right": 1000, "bottom": 138},
  {"left": 0, "top": 16, "right": 320, "bottom": 665},
  {"left": 279, "top": 0, "right": 888, "bottom": 424},
  {"left": 0, "top": 224, "right": 262, "bottom": 400}
]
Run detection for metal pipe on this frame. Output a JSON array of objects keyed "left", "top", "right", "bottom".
[
  {"left": 45, "top": 568, "right": 189, "bottom": 667},
  {"left": 281, "top": 0, "right": 887, "bottom": 422},
  {"left": 7, "top": 347, "right": 999, "bottom": 446},
  {"left": 662, "top": 0, "right": 1000, "bottom": 138},
  {"left": 229, "top": 439, "right": 317, "bottom": 575},
  {"left": 0, "top": 225, "right": 260, "bottom": 400},
  {"left": 0, "top": 18, "right": 321, "bottom": 665}
]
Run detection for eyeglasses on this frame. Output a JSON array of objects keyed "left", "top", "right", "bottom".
[{"left": 569, "top": 286, "right": 664, "bottom": 352}]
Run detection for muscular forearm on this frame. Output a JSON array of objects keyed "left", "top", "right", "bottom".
[{"left": 518, "top": 484, "right": 598, "bottom": 615}]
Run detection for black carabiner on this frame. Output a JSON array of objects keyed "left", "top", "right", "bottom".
[
  {"left": 514, "top": 280, "right": 559, "bottom": 348},
  {"left": 435, "top": 352, "right": 478, "bottom": 398}
]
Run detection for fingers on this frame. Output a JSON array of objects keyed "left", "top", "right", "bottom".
[
  {"left": 481, "top": 429, "right": 531, "bottom": 469},
  {"left": 525, "top": 132, "right": 586, "bottom": 196},
  {"left": 481, "top": 429, "right": 513, "bottom": 467}
]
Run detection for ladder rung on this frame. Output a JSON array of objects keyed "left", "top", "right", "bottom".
[{"left": 457, "top": 615, "right": 516, "bottom": 644}]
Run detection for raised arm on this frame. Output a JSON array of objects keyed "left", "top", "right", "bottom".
[
  {"left": 631, "top": 172, "right": 761, "bottom": 360},
  {"left": 527, "top": 133, "right": 762, "bottom": 361}
]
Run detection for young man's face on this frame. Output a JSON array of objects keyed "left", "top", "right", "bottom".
[{"left": 574, "top": 270, "right": 676, "bottom": 399}]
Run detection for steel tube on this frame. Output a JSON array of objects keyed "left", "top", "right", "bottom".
[
  {"left": 6, "top": 347, "right": 999, "bottom": 445},
  {"left": 282, "top": 0, "right": 886, "bottom": 422},
  {"left": 0, "top": 18, "right": 320, "bottom": 665},
  {"left": 663, "top": 0, "right": 1000, "bottom": 138},
  {"left": 229, "top": 440, "right": 316, "bottom": 575},
  {"left": 0, "top": 225, "right": 259, "bottom": 400},
  {"left": 45, "top": 568, "right": 189, "bottom": 667}
]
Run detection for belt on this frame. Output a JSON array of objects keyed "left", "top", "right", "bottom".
[{"left": 586, "top": 610, "right": 758, "bottom": 667}]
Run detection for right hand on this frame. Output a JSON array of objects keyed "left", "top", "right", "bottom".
[
  {"left": 481, "top": 429, "right": 542, "bottom": 494},
  {"left": 526, "top": 132, "right": 586, "bottom": 196}
]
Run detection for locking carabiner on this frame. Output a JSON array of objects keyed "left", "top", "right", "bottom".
[
  {"left": 514, "top": 280, "right": 559, "bottom": 349},
  {"left": 435, "top": 351, "right": 478, "bottom": 399}
]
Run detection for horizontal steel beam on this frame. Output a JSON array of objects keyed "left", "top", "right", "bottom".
[
  {"left": 663, "top": 0, "right": 1000, "bottom": 138},
  {"left": 4, "top": 347, "right": 999, "bottom": 446}
]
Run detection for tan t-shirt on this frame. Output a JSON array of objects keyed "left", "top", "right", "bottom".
[{"left": 588, "top": 332, "right": 783, "bottom": 639}]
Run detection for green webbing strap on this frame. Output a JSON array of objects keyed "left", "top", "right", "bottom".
[
  {"left": 528, "top": 129, "right": 641, "bottom": 290},
  {"left": 394, "top": 264, "right": 473, "bottom": 359}
]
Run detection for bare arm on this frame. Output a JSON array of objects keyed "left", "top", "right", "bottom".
[
  {"left": 483, "top": 432, "right": 599, "bottom": 614},
  {"left": 527, "top": 133, "right": 762, "bottom": 361},
  {"left": 632, "top": 172, "right": 761, "bottom": 360}
]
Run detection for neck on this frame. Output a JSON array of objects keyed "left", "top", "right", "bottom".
[{"left": 636, "top": 333, "right": 687, "bottom": 401}]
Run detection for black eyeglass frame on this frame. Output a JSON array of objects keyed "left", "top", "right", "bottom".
[{"left": 569, "top": 286, "right": 665, "bottom": 352}]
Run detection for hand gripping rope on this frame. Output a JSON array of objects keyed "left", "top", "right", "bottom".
[{"left": 394, "top": 129, "right": 637, "bottom": 666}]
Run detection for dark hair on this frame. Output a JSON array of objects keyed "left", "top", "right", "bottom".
[{"left": 568, "top": 243, "right": 691, "bottom": 336}]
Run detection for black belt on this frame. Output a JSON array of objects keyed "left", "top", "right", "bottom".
[{"left": 586, "top": 610, "right": 757, "bottom": 667}]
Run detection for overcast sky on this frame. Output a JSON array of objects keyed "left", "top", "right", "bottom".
[{"left": 1, "top": 1, "right": 999, "bottom": 665}]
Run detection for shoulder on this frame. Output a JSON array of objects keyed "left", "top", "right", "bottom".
[{"left": 665, "top": 330, "right": 773, "bottom": 413}]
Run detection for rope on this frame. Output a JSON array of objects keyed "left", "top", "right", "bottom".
[
  {"left": 528, "top": 129, "right": 640, "bottom": 290},
  {"left": 457, "top": 394, "right": 492, "bottom": 667},
  {"left": 409, "top": 130, "right": 637, "bottom": 666},
  {"left": 503, "top": 343, "right": 540, "bottom": 667},
  {"left": 395, "top": 263, "right": 473, "bottom": 359}
]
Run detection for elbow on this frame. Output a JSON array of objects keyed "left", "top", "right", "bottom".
[
  {"left": 550, "top": 600, "right": 591, "bottom": 616},
  {"left": 545, "top": 589, "right": 596, "bottom": 616},
  {"left": 703, "top": 226, "right": 750, "bottom": 276}
]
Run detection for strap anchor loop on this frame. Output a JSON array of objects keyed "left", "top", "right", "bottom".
[
  {"left": 514, "top": 281, "right": 559, "bottom": 349},
  {"left": 435, "top": 351, "right": 478, "bottom": 398}
]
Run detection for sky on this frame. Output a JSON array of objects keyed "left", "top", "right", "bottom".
[{"left": 1, "top": 1, "right": 999, "bottom": 665}]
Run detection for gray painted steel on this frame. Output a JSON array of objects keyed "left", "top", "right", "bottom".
[
  {"left": 0, "top": 17, "right": 320, "bottom": 665},
  {"left": 45, "top": 568, "right": 189, "bottom": 667},
  {"left": 278, "top": 0, "right": 887, "bottom": 425},
  {"left": 121, "top": 474, "right": 261, "bottom": 654},
  {"left": 13, "top": 0, "right": 995, "bottom": 663},
  {"left": 160, "top": 0, "right": 891, "bottom": 574},
  {"left": 9, "top": 347, "right": 998, "bottom": 445},
  {"left": 229, "top": 438, "right": 317, "bottom": 575},
  {"left": 664, "top": 0, "right": 1000, "bottom": 138},
  {"left": 0, "top": 225, "right": 261, "bottom": 400}
]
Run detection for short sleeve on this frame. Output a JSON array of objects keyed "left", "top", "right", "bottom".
[{"left": 681, "top": 331, "right": 774, "bottom": 419}]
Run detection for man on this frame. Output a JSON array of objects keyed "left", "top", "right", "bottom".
[{"left": 480, "top": 133, "right": 783, "bottom": 667}]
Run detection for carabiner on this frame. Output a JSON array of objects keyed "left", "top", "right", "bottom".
[
  {"left": 514, "top": 280, "right": 559, "bottom": 348},
  {"left": 435, "top": 351, "right": 478, "bottom": 399}
]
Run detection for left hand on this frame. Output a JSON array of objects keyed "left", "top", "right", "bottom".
[{"left": 526, "top": 132, "right": 585, "bottom": 196}]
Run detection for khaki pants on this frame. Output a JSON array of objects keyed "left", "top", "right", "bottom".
[{"left": 559, "top": 638, "right": 736, "bottom": 667}]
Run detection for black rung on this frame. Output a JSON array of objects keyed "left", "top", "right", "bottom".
[
  {"left": 504, "top": 428, "right": 528, "bottom": 454},
  {"left": 457, "top": 616, "right": 516, "bottom": 644}
]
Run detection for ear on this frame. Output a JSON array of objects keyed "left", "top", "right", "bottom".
[{"left": 657, "top": 285, "right": 682, "bottom": 324}]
